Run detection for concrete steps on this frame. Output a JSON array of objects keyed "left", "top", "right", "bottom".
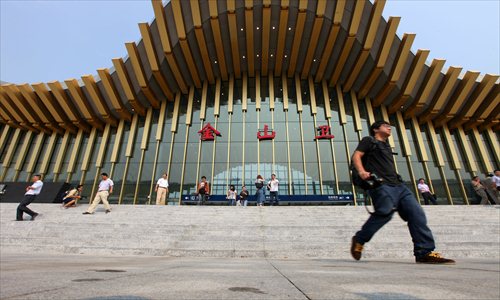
[{"left": 1, "top": 203, "right": 498, "bottom": 259}]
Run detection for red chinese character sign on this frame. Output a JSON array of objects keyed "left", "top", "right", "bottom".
[
  {"left": 257, "top": 124, "right": 276, "bottom": 140},
  {"left": 315, "top": 125, "right": 334, "bottom": 140},
  {"left": 198, "top": 123, "right": 221, "bottom": 141}
]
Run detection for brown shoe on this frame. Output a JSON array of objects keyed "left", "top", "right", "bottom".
[
  {"left": 416, "top": 252, "right": 455, "bottom": 264},
  {"left": 350, "top": 236, "right": 363, "bottom": 261}
]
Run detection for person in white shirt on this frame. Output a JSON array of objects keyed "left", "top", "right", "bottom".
[
  {"left": 493, "top": 169, "right": 500, "bottom": 191},
  {"left": 16, "top": 174, "right": 43, "bottom": 221},
  {"left": 267, "top": 174, "right": 280, "bottom": 206},
  {"left": 417, "top": 178, "right": 437, "bottom": 205},
  {"left": 155, "top": 173, "right": 169, "bottom": 205},
  {"left": 83, "top": 172, "right": 113, "bottom": 214}
]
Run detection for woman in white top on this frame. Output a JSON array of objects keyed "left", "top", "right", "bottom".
[{"left": 227, "top": 185, "right": 237, "bottom": 206}]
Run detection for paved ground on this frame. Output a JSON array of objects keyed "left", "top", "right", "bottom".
[{"left": 0, "top": 253, "right": 498, "bottom": 300}]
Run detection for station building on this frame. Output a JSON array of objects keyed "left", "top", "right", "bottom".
[{"left": 0, "top": 0, "right": 498, "bottom": 205}]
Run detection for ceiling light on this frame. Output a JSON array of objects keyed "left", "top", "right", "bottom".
[
  {"left": 240, "top": 28, "right": 244, "bottom": 31},
  {"left": 313, "top": 59, "right": 316, "bottom": 62},
  {"left": 214, "top": 60, "right": 217, "bottom": 64},
  {"left": 257, "top": 54, "right": 260, "bottom": 57},
  {"left": 288, "top": 27, "right": 291, "bottom": 31},
  {"left": 284, "top": 54, "right": 287, "bottom": 58},
  {"left": 243, "top": 55, "right": 246, "bottom": 59},
  {"left": 256, "top": 26, "right": 260, "bottom": 30},
  {"left": 270, "top": 54, "right": 274, "bottom": 57},
  {"left": 272, "top": 26, "right": 275, "bottom": 30}
]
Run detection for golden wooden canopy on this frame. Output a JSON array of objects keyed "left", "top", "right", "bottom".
[{"left": 0, "top": 0, "right": 498, "bottom": 134}]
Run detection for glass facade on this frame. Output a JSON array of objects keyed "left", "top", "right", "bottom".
[{"left": 0, "top": 77, "right": 498, "bottom": 206}]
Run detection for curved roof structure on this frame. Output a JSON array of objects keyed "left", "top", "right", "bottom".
[{"left": 0, "top": 0, "right": 498, "bottom": 135}]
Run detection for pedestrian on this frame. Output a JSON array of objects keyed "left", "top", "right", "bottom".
[
  {"left": 227, "top": 185, "right": 236, "bottom": 206},
  {"left": 255, "top": 175, "right": 265, "bottom": 206},
  {"left": 155, "top": 173, "right": 169, "bottom": 205},
  {"left": 62, "top": 184, "right": 83, "bottom": 209},
  {"left": 350, "top": 120, "right": 454, "bottom": 264},
  {"left": 267, "top": 173, "right": 280, "bottom": 206},
  {"left": 417, "top": 178, "right": 437, "bottom": 205},
  {"left": 493, "top": 169, "right": 500, "bottom": 191},
  {"left": 472, "top": 176, "right": 497, "bottom": 205},
  {"left": 83, "top": 173, "right": 113, "bottom": 215},
  {"left": 240, "top": 186, "right": 249, "bottom": 207},
  {"left": 197, "top": 176, "right": 210, "bottom": 205},
  {"left": 16, "top": 174, "right": 43, "bottom": 221},
  {"left": 483, "top": 173, "right": 500, "bottom": 203}
]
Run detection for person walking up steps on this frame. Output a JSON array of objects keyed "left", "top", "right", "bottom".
[
  {"left": 350, "top": 120, "right": 455, "bottom": 264},
  {"left": 83, "top": 173, "right": 113, "bottom": 215}
]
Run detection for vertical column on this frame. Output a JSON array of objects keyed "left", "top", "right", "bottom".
[
  {"left": 426, "top": 121, "right": 453, "bottom": 204},
  {"left": 167, "top": 93, "right": 181, "bottom": 180},
  {"left": 336, "top": 85, "right": 356, "bottom": 204},
  {"left": 13, "top": 131, "right": 33, "bottom": 182},
  {"left": 79, "top": 128, "right": 97, "bottom": 188},
  {"left": 309, "top": 77, "right": 323, "bottom": 194},
  {"left": 295, "top": 75, "right": 307, "bottom": 195},
  {"left": 133, "top": 108, "right": 153, "bottom": 204},
  {"left": 196, "top": 82, "right": 208, "bottom": 187},
  {"left": 149, "top": 101, "right": 168, "bottom": 204},
  {"left": 395, "top": 111, "right": 419, "bottom": 199},
  {"left": 242, "top": 74, "right": 248, "bottom": 184},
  {"left": 471, "top": 128, "right": 494, "bottom": 174},
  {"left": 27, "top": 132, "right": 45, "bottom": 181},
  {"left": 440, "top": 124, "right": 469, "bottom": 204},
  {"left": 323, "top": 81, "right": 339, "bottom": 193},
  {"left": 211, "top": 79, "right": 221, "bottom": 188},
  {"left": 40, "top": 132, "right": 59, "bottom": 180},
  {"left": 179, "top": 87, "right": 195, "bottom": 204},
  {"left": 109, "top": 120, "right": 126, "bottom": 179},
  {"left": 0, "top": 128, "right": 21, "bottom": 181},
  {"left": 0, "top": 125, "right": 11, "bottom": 161},
  {"left": 269, "top": 74, "right": 276, "bottom": 172},
  {"left": 409, "top": 117, "right": 434, "bottom": 202},
  {"left": 364, "top": 98, "right": 376, "bottom": 125},
  {"left": 226, "top": 76, "right": 234, "bottom": 190},
  {"left": 118, "top": 114, "right": 139, "bottom": 204},
  {"left": 350, "top": 91, "right": 363, "bottom": 141},
  {"left": 282, "top": 75, "right": 292, "bottom": 194},
  {"left": 484, "top": 128, "right": 500, "bottom": 165},
  {"left": 66, "top": 130, "right": 84, "bottom": 182},
  {"left": 90, "top": 124, "right": 112, "bottom": 201},
  {"left": 52, "top": 130, "right": 71, "bottom": 182},
  {"left": 455, "top": 126, "right": 478, "bottom": 177}
]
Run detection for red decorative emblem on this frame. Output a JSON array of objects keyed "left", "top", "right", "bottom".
[
  {"left": 198, "top": 123, "right": 221, "bottom": 141},
  {"left": 257, "top": 124, "right": 276, "bottom": 140},
  {"left": 315, "top": 125, "right": 334, "bottom": 140}
]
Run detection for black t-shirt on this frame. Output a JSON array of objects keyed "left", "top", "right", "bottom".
[{"left": 355, "top": 136, "right": 400, "bottom": 184}]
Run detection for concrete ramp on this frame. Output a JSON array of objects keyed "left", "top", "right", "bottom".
[{"left": 1, "top": 203, "right": 498, "bottom": 259}]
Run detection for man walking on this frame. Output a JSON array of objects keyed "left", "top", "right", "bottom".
[
  {"left": 17, "top": 174, "right": 43, "bottom": 221},
  {"left": 350, "top": 121, "right": 454, "bottom": 264},
  {"left": 83, "top": 173, "right": 113, "bottom": 215},
  {"left": 155, "top": 173, "right": 169, "bottom": 205}
]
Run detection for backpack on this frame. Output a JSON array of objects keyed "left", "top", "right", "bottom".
[{"left": 350, "top": 136, "right": 380, "bottom": 190}]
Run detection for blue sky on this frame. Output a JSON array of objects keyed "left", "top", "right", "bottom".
[{"left": 1, "top": 0, "right": 499, "bottom": 84}]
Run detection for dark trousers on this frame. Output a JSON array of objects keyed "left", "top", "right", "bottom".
[
  {"left": 17, "top": 195, "right": 37, "bottom": 220},
  {"left": 421, "top": 192, "right": 438, "bottom": 205},
  {"left": 269, "top": 191, "right": 279, "bottom": 206},
  {"left": 355, "top": 184, "right": 435, "bottom": 258}
]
